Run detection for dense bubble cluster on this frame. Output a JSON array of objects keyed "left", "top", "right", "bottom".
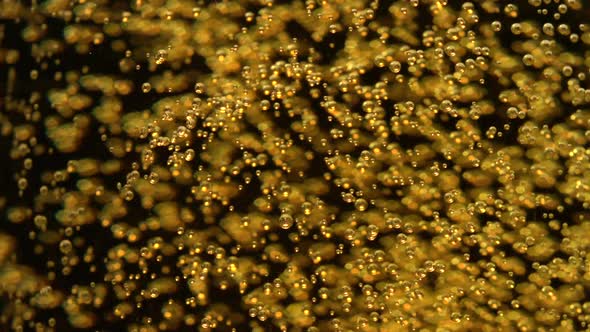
[{"left": 1, "top": 0, "right": 590, "bottom": 331}]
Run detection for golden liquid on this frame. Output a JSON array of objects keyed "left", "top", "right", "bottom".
[{"left": 0, "top": 0, "right": 590, "bottom": 331}]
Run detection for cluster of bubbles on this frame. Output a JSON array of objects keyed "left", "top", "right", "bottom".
[{"left": 1, "top": 0, "right": 590, "bottom": 330}]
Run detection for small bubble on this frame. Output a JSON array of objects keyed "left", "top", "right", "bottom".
[
  {"left": 355, "top": 198, "right": 368, "bottom": 212},
  {"left": 149, "top": 288, "right": 160, "bottom": 298},
  {"left": 491, "top": 21, "right": 502, "bottom": 32},
  {"left": 389, "top": 61, "right": 401, "bottom": 73},
  {"left": 185, "top": 149, "right": 195, "bottom": 161},
  {"left": 59, "top": 239, "right": 73, "bottom": 254},
  {"left": 194, "top": 82, "right": 206, "bottom": 94},
  {"left": 155, "top": 49, "right": 168, "bottom": 65},
  {"left": 542, "top": 23, "right": 555, "bottom": 36},
  {"left": 148, "top": 172, "right": 159, "bottom": 184},
  {"left": 279, "top": 214, "right": 294, "bottom": 229},
  {"left": 522, "top": 54, "right": 534, "bottom": 66},
  {"left": 511, "top": 23, "right": 522, "bottom": 34}
]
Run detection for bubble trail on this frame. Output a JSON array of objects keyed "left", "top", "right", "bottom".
[{"left": 1, "top": 0, "right": 590, "bottom": 331}]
